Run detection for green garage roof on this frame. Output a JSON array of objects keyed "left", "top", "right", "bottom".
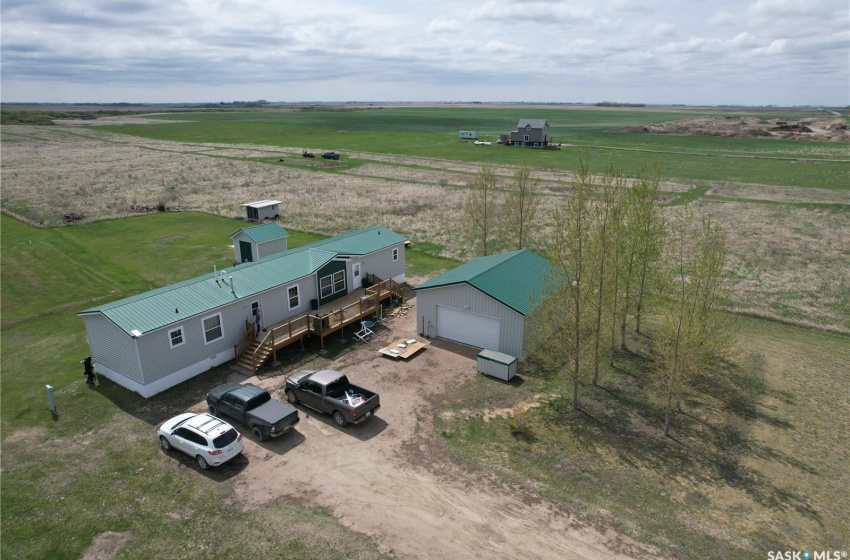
[{"left": 414, "top": 250, "right": 556, "bottom": 316}]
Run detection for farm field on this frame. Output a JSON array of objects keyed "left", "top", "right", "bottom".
[
  {"left": 1, "top": 105, "right": 848, "bottom": 559},
  {"left": 2, "top": 106, "right": 848, "bottom": 332}
]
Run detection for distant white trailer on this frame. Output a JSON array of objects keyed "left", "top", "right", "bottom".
[
  {"left": 459, "top": 131, "right": 479, "bottom": 139},
  {"left": 241, "top": 200, "right": 281, "bottom": 221}
]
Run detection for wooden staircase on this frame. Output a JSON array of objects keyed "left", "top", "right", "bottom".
[{"left": 235, "top": 337, "right": 272, "bottom": 372}]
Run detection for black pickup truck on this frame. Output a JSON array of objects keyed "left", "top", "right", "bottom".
[
  {"left": 285, "top": 369, "right": 380, "bottom": 427},
  {"left": 206, "top": 383, "right": 299, "bottom": 441}
]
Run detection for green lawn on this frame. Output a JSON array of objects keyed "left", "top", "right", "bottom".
[
  {"left": 0, "top": 212, "right": 456, "bottom": 560},
  {"left": 98, "top": 106, "right": 850, "bottom": 189}
]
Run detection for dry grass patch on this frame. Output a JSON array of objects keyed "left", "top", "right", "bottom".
[
  {"left": 707, "top": 183, "right": 850, "bottom": 204},
  {"left": 690, "top": 200, "right": 850, "bottom": 333}
]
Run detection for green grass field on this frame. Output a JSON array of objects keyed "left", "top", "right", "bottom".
[
  {"left": 99, "top": 106, "right": 850, "bottom": 189},
  {"left": 0, "top": 212, "right": 454, "bottom": 560}
]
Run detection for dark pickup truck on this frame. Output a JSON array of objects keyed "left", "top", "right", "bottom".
[
  {"left": 207, "top": 383, "right": 299, "bottom": 441},
  {"left": 285, "top": 369, "right": 380, "bottom": 427}
]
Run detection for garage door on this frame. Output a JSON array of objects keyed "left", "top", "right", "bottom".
[{"left": 436, "top": 306, "right": 500, "bottom": 350}]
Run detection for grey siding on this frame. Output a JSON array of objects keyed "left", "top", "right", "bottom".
[
  {"left": 135, "top": 298, "right": 246, "bottom": 384},
  {"left": 415, "top": 283, "right": 527, "bottom": 358},
  {"left": 357, "top": 243, "right": 405, "bottom": 283},
  {"left": 257, "top": 238, "right": 288, "bottom": 259},
  {"left": 84, "top": 314, "right": 142, "bottom": 382},
  {"left": 253, "top": 275, "right": 317, "bottom": 326}
]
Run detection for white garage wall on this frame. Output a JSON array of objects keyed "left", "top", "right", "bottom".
[{"left": 415, "top": 283, "right": 527, "bottom": 358}]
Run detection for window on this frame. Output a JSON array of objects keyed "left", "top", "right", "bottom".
[
  {"left": 288, "top": 285, "right": 300, "bottom": 309},
  {"left": 524, "top": 134, "right": 529, "bottom": 142},
  {"left": 333, "top": 270, "right": 345, "bottom": 293},
  {"left": 392, "top": 247, "right": 399, "bottom": 262},
  {"left": 320, "top": 275, "right": 333, "bottom": 298},
  {"left": 202, "top": 313, "right": 223, "bottom": 344},
  {"left": 168, "top": 327, "right": 184, "bottom": 348},
  {"left": 353, "top": 263, "right": 361, "bottom": 279},
  {"left": 320, "top": 271, "right": 346, "bottom": 298}
]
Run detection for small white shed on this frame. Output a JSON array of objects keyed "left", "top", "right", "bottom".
[
  {"left": 477, "top": 349, "right": 517, "bottom": 381},
  {"left": 459, "top": 131, "right": 479, "bottom": 139},
  {"left": 242, "top": 200, "right": 281, "bottom": 221}
]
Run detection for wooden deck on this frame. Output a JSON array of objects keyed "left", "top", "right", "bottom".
[{"left": 235, "top": 276, "right": 403, "bottom": 372}]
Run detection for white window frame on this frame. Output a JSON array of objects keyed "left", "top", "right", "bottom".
[
  {"left": 320, "top": 275, "right": 334, "bottom": 298},
  {"left": 332, "top": 270, "right": 345, "bottom": 293},
  {"left": 168, "top": 327, "right": 185, "bottom": 348},
  {"left": 287, "top": 284, "right": 300, "bottom": 310},
  {"left": 202, "top": 312, "right": 224, "bottom": 345},
  {"left": 392, "top": 247, "right": 399, "bottom": 261},
  {"left": 524, "top": 134, "right": 530, "bottom": 142}
]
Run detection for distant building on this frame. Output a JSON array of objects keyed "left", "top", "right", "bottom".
[
  {"left": 459, "top": 131, "right": 479, "bottom": 139},
  {"left": 241, "top": 200, "right": 281, "bottom": 221},
  {"left": 509, "top": 119, "right": 550, "bottom": 146}
]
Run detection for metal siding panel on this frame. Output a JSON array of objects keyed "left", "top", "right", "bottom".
[
  {"left": 416, "top": 284, "right": 525, "bottom": 357},
  {"left": 257, "top": 238, "right": 288, "bottom": 259},
  {"left": 437, "top": 306, "right": 500, "bottom": 350},
  {"left": 84, "top": 315, "right": 143, "bottom": 383}
]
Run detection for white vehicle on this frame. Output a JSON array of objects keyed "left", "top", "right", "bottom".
[
  {"left": 473, "top": 140, "right": 492, "bottom": 145},
  {"left": 158, "top": 412, "right": 244, "bottom": 470}
]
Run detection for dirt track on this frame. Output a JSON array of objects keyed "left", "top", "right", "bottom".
[{"left": 202, "top": 306, "right": 657, "bottom": 560}]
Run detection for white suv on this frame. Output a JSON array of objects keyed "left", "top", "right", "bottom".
[{"left": 158, "top": 413, "right": 244, "bottom": 470}]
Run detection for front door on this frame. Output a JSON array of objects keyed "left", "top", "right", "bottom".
[{"left": 240, "top": 241, "right": 253, "bottom": 263}]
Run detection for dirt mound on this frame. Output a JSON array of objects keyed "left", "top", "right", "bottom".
[{"left": 618, "top": 116, "right": 847, "bottom": 142}]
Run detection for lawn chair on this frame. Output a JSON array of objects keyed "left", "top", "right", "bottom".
[{"left": 353, "top": 320, "right": 376, "bottom": 342}]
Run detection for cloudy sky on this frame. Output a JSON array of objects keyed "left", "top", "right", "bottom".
[{"left": 1, "top": 0, "right": 848, "bottom": 106}]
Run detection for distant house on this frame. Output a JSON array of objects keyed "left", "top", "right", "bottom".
[
  {"left": 509, "top": 119, "right": 550, "bottom": 147},
  {"left": 241, "top": 200, "right": 281, "bottom": 221},
  {"left": 413, "top": 249, "right": 557, "bottom": 360},
  {"left": 77, "top": 226, "right": 407, "bottom": 397},
  {"left": 231, "top": 222, "right": 290, "bottom": 263},
  {"left": 459, "top": 131, "right": 479, "bottom": 139}
]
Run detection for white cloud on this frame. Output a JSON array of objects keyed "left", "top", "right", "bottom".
[
  {"left": 426, "top": 19, "right": 462, "bottom": 34},
  {"left": 0, "top": 0, "right": 847, "bottom": 105}
]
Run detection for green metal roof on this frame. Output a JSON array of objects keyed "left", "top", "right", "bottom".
[
  {"left": 78, "top": 248, "right": 336, "bottom": 336},
  {"left": 414, "top": 250, "right": 555, "bottom": 316},
  {"left": 78, "top": 226, "right": 406, "bottom": 336},
  {"left": 298, "top": 226, "right": 406, "bottom": 255},
  {"left": 233, "top": 223, "right": 290, "bottom": 243}
]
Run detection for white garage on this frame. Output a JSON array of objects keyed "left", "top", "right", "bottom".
[
  {"left": 413, "top": 249, "right": 558, "bottom": 360},
  {"left": 436, "top": 306, "right": 500, "bottom": 350}
]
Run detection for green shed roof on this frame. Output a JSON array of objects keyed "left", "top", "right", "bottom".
[
  {"left": 233, "top": 222, "right": 290, "bottom": 243},
  {"left": 414, "top": 250, "right": 555, "bottom": 316}
]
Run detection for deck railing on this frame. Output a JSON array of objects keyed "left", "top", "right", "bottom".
[{"left": 242, "top": 276, "right": 405, "bottom": 369}]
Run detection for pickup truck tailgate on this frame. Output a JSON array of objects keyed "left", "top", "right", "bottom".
[{"left": 252, "top": 400, "right": 299, "bottom": 435}]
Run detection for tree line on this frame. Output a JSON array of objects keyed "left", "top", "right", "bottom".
[{"left": 463, "top": 159, "right": 733, "bottom": 436}]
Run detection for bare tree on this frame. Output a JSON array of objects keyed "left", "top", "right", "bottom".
[
  {"left": 542, "top": 159, "right": 595, "bottom": 409},
  {"left": 463, "top": 163, "right": 500, "bottom": 256},
  {"left": 654, "top": 210, "right": 734, "bottom": 436},
  {"left": 587, "top": 161, "right": 625, "bottom": 384},
  {"left": 501, "top": 161, "right": 541, "bottom": 251}
]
